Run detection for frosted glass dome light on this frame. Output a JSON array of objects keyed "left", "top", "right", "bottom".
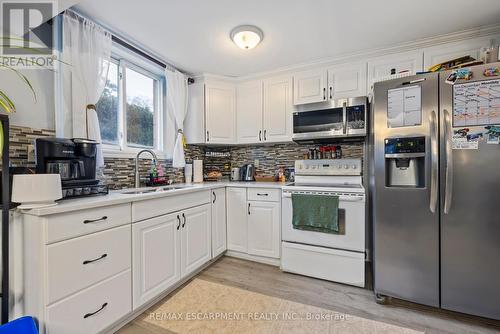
[{"left": 230, "top": 25, "right": 263, "bottom": 50}]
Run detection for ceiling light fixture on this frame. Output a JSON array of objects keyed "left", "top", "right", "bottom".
[{"left": 230, "top": 25, "right": 263, "bottom": 50}]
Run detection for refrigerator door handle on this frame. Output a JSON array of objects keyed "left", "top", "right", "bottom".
[
  {"left": 429, "top": 109, "right": 438, "bottom": 213},
  {"left": 444, "top": 109, "right": 454, "bottom": 214}
]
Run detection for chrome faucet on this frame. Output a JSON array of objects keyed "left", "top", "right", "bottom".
[{"left": 135, "top": 149, "right": 158, "bottom": 188}]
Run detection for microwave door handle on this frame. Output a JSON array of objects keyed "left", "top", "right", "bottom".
[
  {"left": 343, "top": 104, "right": 347, "bottom": 135},
  {"left": 429, "top": 109, "right": 438, "bottom": 213},
  {"left": 444, "top": 109, "right": 454, "bottom": 214}
]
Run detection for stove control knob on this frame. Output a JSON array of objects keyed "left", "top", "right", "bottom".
[
  {"left": 344, "top": 164, "right": 349, "bottom": 169},
  {"left": 337, "top": 164, "right": 342, "bottom": 169},
  {"left": 298, "top": 164, "right": 303, "bottom": 170},
  {"left": 305, "top": 165, "right": 310, "bottom": 169},
  {"left": 352, "top": 164, "right": 357, "bottom": 169}
]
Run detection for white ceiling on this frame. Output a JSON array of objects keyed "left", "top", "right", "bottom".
[{"left": 75, "top": 0, "right": 500, "bottom": 77}]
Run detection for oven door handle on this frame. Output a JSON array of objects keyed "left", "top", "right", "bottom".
[{"left": 282, "top": 192, "right": 364, "bottom": 201}]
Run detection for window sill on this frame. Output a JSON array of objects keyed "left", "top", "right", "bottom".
[{"left": 103, "top": 148, "right": 169, "bottom": 160}]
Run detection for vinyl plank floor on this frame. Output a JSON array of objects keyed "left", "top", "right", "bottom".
[{"left": 117, "top": 256, "right": 500, "bottom": 334}]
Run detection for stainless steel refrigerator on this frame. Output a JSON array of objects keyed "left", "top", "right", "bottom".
[{"left": 372, "top": 62, "right": 500, "bottom": 320}]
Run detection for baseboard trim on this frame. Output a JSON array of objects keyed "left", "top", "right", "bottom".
[{"left": 225, "top": 250, "right": 280, "bottom": 267}]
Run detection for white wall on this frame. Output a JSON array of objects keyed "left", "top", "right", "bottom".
[{"left": 2, "top": 68, "right": 55, "bottom": 130}]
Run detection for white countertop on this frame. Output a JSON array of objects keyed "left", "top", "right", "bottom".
[{"left": 22, "top": 181, "right": 289, "bottom": 216}]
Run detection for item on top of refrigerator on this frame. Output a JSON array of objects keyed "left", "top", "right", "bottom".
[
  {"left": 483, "top": 67, "right": 500, "bottom": 77},
  {"left": 427, "top": 55, "right": 477, "bottom": 72},
  {"left": 455, "top": 68, "right": 473, "bottom": 80}
]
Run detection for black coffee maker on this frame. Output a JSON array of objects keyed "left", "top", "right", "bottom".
[{"left": 35, "top": 138, "right": 107, "bottom": 199}]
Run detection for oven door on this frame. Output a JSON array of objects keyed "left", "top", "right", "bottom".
[
  {"left": 281, "top": 190, "right": 365, "bottom": 253},
  {"left": 292, "top": 107, "right": 345, "bottom": 141}
]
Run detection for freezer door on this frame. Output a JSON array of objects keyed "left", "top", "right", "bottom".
[
  {"left": 372, "top": 73, "right": 440, "bottom": 307},
  {"left": 440, "top": 64, "right": 500, "bottom": 320}
]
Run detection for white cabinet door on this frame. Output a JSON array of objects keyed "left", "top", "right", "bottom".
[
  {"left": 211, "top": 188, "right": 227, "bottom": 258},
  {"left": 423, "top": 38, "right": 491, "bottom": 70},
  {"left": 237, "top": 80, "right": 263, "bottom": 144},
  {"left": 181, "top": 204, "right": 211, "bottom": 278},
  {"left": 247, "top": 201, "right": 280, "bottom": 259},
  {"left": 293, "top": 69, "right": 328, "bottom": 105},
  {"left": 226, "top": 187, "right": 248, "bottom": 253},
  {"left": 205, "top": 81, "right": 236, "bottom": 144},
  {"left": 132, "top": 213, "right": 180, "bottom": 310},
  {"left": 185, "top": 82, "right": 206, "bottom": 144},
  {"left": 263, "top": 75, "right": 293, "bottom": 143},
  {"left": 367, "top": 51, "right": 423, "bottom": 91},
  {"left": 327, "top": 62, "right": 367, "bottom": 99}
]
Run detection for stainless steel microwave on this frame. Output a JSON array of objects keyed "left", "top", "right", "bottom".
[{"left": 292, "top": 96, "right": 368, "bottom": 143}]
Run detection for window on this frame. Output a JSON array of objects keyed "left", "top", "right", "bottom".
[{"left": 96, "top": 46, "right": 164, "bottom": 155}]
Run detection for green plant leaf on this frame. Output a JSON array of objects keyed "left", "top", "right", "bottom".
[
  {"left": 0, "top": 90, "right": 15, "bottom": 111},
  {"left": 0, "top": 97, "right": 13, "bottom": 113},
  {"left": 0, "top": 64, "right": 37, "bottom": 102}
]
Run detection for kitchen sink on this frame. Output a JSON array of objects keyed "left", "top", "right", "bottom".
[{"left": 119, "top": 184, "right": 196, "bottom": 195}]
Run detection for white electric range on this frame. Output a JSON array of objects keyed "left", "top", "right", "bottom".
[{"left": 281, "top": 158, "right": 366, "bottom": 287}]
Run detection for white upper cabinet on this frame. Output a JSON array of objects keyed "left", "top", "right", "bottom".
[
  {"left": 293, "top": 69, "right": 328, "bottom": 105},
  {"left": 263, "top": 75, "right": 293, "bottom": 143},
  {"left": 327, "top": 62, "right": 367, "bottom": 99},
  {"left": 367, "top": 51, "right": 424, "bottom": 91},
  {"left": 236, "top": 80, "right": 263, "bottom": 144},
  {"left": 205, "top": 81, "right": 236, "bottom": 144},
  {"left": 423, "top": 38, "right": 492, "bottom": 70},
  {"left": 185, "top": 79, "right": 236, "bottom": 145}
]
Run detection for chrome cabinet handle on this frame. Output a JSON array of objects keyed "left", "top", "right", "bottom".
[
  {"left": 429, "top": 109, "right": 438, "bottom": 213},
  {"left": 83, "top": 216, "right": 107, "bottom": 224},
  {"left": 83, "top": 253, "right": 107, "bottom": 265},
  {"left": 264, "top": 130, "right": 267, "bottom": 141},
  {"left": 444, "top": 109, "right": 454, "bottom": 214},
  {"left": 83, "top": 303, "right": 108, "bottom": 319},
  {"left": 182, "top": 213, "right": 186, "bottom": 228},
  {"left": 248, "top": 203, "right": 251, "bottom": 215},
  {"left": 323, "top": 87, "right": 326, "bottom": 100},
  {"left": 329, "top": 86, "right": 333, "bottom": 99},
  {"left": 176, "top": 215, "right": 181, "bottom": 230},
  {"left": 259, "top": 130, "right": 262, "bottom": 141},
  {"left": 213, "top": 191, "right": 216, "bottom": 203}
]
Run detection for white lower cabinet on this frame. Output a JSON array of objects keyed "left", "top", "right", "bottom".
[
  {"left": 46, "top": 270, "right": 131, "bottom": 334},
  {"left": 226, "top": 187, "right": 281, "bottom": 260},
  {"left": 181, "top": 204, "right": 212, "bottom": 277},
  {"left": 132, "top": 203, "right": 211, "bottom": 310},
  {"left": 226, "top": 187, "right": 248, "bottom": 253},
  {"left": 132, "top": 213, "right": 180, "bottom": 310},
  {"left": 211, "top": 188, "right": 227, "bottom": 258},
  {"left": 247, "top": 201, "right": 280, "bottom": 258}
]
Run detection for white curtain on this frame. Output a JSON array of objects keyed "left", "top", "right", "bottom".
[
  {"left": 165, "top": 68, "right": 188, "bottom": 168},
  {"left": 62, "top": 11, "right": 112, "bottom": 168}
]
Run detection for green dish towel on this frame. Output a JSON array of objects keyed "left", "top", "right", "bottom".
[{"left": 292, "top": 194, "right": 339, "bottom": 234}]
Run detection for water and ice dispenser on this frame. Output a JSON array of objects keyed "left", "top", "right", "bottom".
[{"left": 384, "top": 137, "right": 426, "bottom": 188}]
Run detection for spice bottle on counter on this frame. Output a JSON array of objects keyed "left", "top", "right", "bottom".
[{"left": 335, "top": 146, "right": 342, "bottom": 159}]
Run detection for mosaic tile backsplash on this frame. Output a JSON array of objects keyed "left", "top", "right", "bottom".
[{"left": 6, "top": 125, "right": 364, "bottom": 190}]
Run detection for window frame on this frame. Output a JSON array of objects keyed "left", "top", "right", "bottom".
[{"left": 99, "top": 43, "right": 166, "bottom": 159}]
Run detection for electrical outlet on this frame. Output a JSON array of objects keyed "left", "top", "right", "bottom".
[
  {"left": 254, "top": 159, "right": 259, "bottom": 167},
  {"left": 27, "top": 144, "right": 35, "bottom": 163}
]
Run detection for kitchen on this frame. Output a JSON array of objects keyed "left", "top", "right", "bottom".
[{"left": 1, "top": 1, "right": 500, "bottom": 333}]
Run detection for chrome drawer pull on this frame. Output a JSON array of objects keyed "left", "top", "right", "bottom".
[
  {"left": 83, "top": 253, "right": 107, "bottom": 265},
  {"left": 83, "top": 302, "right": 108, "bottom": 319},
  {"left": 257, "top": 193, "right": 268, "bottom": 196},
  {"left": 83, "top": 216, "right": 108, "bottom": 224}
]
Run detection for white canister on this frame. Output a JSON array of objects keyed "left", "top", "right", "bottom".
[
  {"left": 193, "top": 160, "right": 203, "bottom": 183},
  {"left": 184, "top": 164, "right": 193, "bottom": 184}
]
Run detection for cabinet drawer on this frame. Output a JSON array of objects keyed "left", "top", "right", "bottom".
[
  {"left": 132, "top": 190, "right": 210, "bottom": 222},
  {"left": 247, "top": 188, "right": 280, "bottom": 202},
  {"left": 47, "top": 225, "right": 131, "bottom": 304},
  {"left": 46, "top": 203, "right": 131, "bottom": 244},
  {"left": 46, "top": 270, "right": 132, "bottom": 334}
]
